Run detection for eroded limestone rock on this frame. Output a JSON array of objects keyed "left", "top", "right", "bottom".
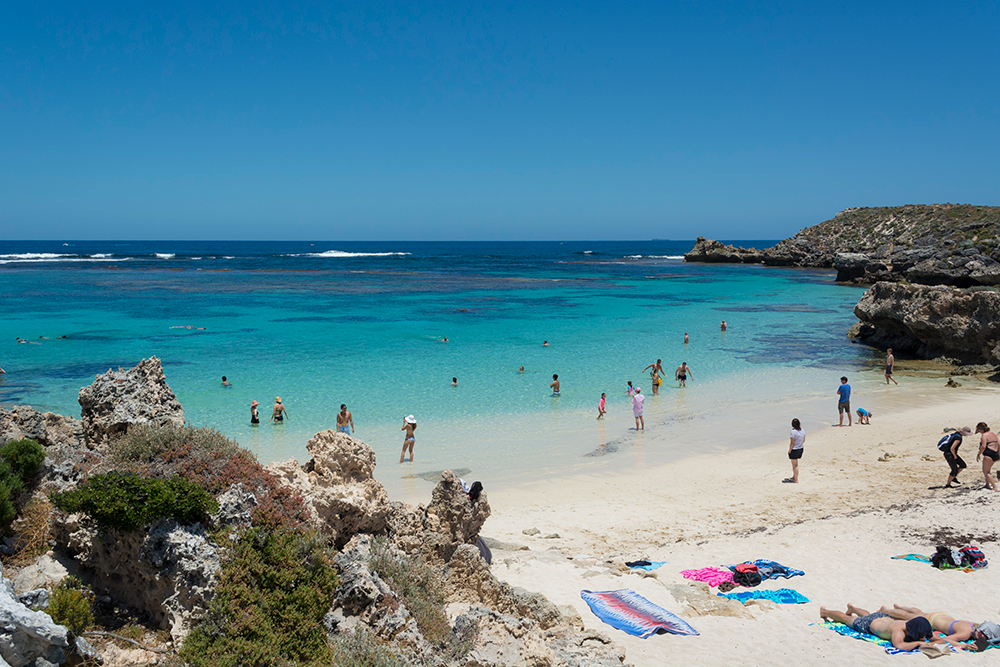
[
  {"left": 78, "top": 357, "right": 184, "bottom": 449},
  {"left": 265, "top": 430, "right": 391, "bottom": 547},
  {"left": 0, "top": 405, "right": 82, "bottom": 448}
]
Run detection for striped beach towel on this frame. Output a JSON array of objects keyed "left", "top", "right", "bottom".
[{"left": 581, "top": 589, "right": 698, "bottom": 638}]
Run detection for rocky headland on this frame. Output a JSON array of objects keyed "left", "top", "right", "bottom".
[
  {"left": 686, "top": 204, "right": 1000, "bottom": 369},
  {"left": 0, "top": 358, "right": 629, "bottom": 667}
]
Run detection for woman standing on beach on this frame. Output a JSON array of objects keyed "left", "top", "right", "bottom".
[
  {"left": 975, "top": 422, "right": 999, "bottom": 491},
  {"left": 785, "top": 418, "right": 805, "bottom": 483}
]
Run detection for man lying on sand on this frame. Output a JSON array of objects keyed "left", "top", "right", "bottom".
[
  {"left": 820, "top": 603, "right": 939, "bottom": 650},
  {"left": 879, "top": 604, "right": 1000, "bottom": 650}
]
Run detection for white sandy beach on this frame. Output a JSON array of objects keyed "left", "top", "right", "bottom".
[{"left": 482, "top": 378, "right": 1000, "bottom": 665}]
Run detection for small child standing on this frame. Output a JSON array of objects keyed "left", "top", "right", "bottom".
[{"left": 597, "top": 393, "right": 606, "bottom": 419}]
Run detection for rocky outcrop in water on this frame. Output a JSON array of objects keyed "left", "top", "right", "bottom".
[
  {"left": 78, "top": 357, "right": 184, "bottom": 449},
  {"left": 851, "top": 282, "right": 1000, "bottom": 365},
  {"left": 683, "top": 237, "right": 766, "bottom": 264},
  {"left": 265, "top": 430, "right": 392, "bottom": 548},
  {"left": 687, "top": 205, "right": 1000, "bottom": 286}
]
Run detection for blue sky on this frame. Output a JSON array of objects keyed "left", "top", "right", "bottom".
[{"left": 2, "top": 2, "right": 998, "bottom": 241}]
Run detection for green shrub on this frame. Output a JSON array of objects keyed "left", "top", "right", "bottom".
[
  {"left": 50, "top": 472, "right": 218, "bottom": 532},
  {"left": 369, "top": 537, "right": 451, "bottom": 645},
  {"left": 48, "top": 576, "right": 95, "bottom": 635},
  {"left": 0, "top": 438, "right": 45, "bottom": 480},
  {"left": 0, "top": 478, "right": 18, "bottom": 526},
  {"left": 101, "top": 424, "right": 310, "bottom": 531},
  {"left": 330, "top": 630, "right": 414, "bottom": 667},
  {"left": 109, "top": 423, "right": 239, "bottom": 463},
  {"left": 180, "top": 528, "right": 339, "bottom": 667}
]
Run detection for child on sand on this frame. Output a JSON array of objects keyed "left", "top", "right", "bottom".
[
  {"left": 597, "top": 393, "right": 606, "bottom": 419},
  {"left": 856, "top": 408, "right": 872, "bottom": 425}
]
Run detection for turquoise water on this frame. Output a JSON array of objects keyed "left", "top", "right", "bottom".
[{"left": 0, "top": 241, "right": 876, "bottom": 502}]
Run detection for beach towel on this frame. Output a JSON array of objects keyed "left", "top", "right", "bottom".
[
  {"left": 891, "top": 554, "right": 931, "bottom": 562},
  {"left": 727, "top": 559, "right": 805, "bottom": 580},
  {"left": 814, "top": 622, "right": 920, "bottom": 655},
  {"left": 581, "top": 590, "right": 698, "bottom": 638},
  {"left": 717, "top": 588, "right": 809, "bottom": 604},
  {"left": 627, "top": 561, "right": 667, "bottom": 571},
  {"left": 680, "top": 567, "right": 734, "bottom": 587}
]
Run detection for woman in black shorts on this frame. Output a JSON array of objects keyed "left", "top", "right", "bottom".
[
  {"left": 975, "top": 422, "right": 999, "bottom": 492},
  {"left": 785, "top": 418, "right": 805, "bottom": 483}
]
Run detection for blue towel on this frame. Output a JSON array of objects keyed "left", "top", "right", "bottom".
[
  {"left": 728, "top": 559, "right": 805, "bottom": 580},
  {"left": 628, "top": 561, "right": 667, "bottom": 571},
  {"left": 581, "top": 590, "right": 698, "bottom": 638},
  {"left": 814, "top": 622, "right": 959, "bottom": 655},
  {"left": 717, "top": 588, "right": 809, "bottom": 604}
]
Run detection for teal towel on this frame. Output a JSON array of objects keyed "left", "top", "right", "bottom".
[{"left": 717, "top": 588, "right": 808, "bottom": 604}]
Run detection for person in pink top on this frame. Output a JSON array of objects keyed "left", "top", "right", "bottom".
[
  {"left": 597, "top": 393, "right": 606, "bottom": 419},
  {"left": 631, "top": 388, "right": 645, "bottom": 431}
]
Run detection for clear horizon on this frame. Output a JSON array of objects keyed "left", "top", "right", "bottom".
[{"left": 2, "top": 2, "right": 998, "bottom": 241}]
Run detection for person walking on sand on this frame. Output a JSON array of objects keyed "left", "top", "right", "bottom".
[
  {"left": 631, "top": 387, "right": 645, "bottom": 430},
  {"left": 250, "top": 400, "right": 260, "bottom": 425},
  {"left": 785, "top": 418, "right": 805, "bottom": 483},
  {"left": 550, "top": 374, "right": 560, "bottom": 396},
  {"left": 337, "top": 404, "right": 354, "bottom": 434},
  {"left": 400, "top": 415, "right": 417, "bottom": 463},
  {"left": 975, "top": 422, "right": 999, "bottom": 491},
  {"left": 675, "top": 362, "right": 692, "bottom": 387},
  {"left": 885, "top": 348, "right": 898, "bottom": 385},
  {"left": 939, "top": 426, "right": 971, "bottom": 487},
  {"left": 270, "top": 397, "right": 288, "bottom": 423},
  {"left": 837, "top": 377, "right": 851, "bottom": 426},
  {"left": 597, "top": 392, "right": 606, "bottom": 419}
]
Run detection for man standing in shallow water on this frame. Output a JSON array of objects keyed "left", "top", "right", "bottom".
[
  {"left": 885, "top": 348, "right": 898, "bottom": 385},
  {"left": 337, "top": 404, "right": 353, "bottom": 434},
  {"left": 675, "top": 362, "right": 692, "bottom": 387}
]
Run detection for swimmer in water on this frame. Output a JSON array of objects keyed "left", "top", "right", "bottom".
[
  {"left": 270, "top": 397, "right": 288, "bottom": 423},
  {"left": 221, "top": 376, "right": 231, "bottom": 386},
  {"left": 684, "top": 332, "right": 689, "bottom": 344},
  {"left": 451, "top": 377, "right": 458, "bottom": 386},
  {"left": 519, "top": 366, "right": 525, "bottom": 373},
  {"left": 550, "top": 374, "right": 560, "bottom": 395},
  {"left": 543, "top": 340, "right": 549, "bottom": 346}
]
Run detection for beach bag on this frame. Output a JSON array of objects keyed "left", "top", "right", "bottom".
[
  {"left": 937, "top": 433, "right": 960, "bottom": 452},
  {"left": 931, "top": 546, "right": 965, "bottom": 569},
  {"left": 733, "top": 570, "right": 762, "bottom": 587},
  {"left": 959, "top": 546, "right": 988, "bottom": 569}
]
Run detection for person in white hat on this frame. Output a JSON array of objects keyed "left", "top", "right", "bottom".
[{"left": 400, "top": 415, "right": 417, "bottom": 463}]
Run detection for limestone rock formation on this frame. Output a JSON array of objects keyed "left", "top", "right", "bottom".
[
  {"left": 265, "top": 430, "right": 391, "bottom": 548},
  {"left": 0, "top": 561, "right": 70, "bottom": 667},
  {"left": 683, "top": 237, "right": 765, "bottom": 264},
  {"left": 387, "top": 470, "right": 491, "bottom": 566},
  {"left": 52, "top": 516, "right": 219, "bottom": 640},
  {"left": 852, "top": 282, "right": 1000, "bottom": 364},
  {"left": 78, "top": 357, "right": 184, "bottom": 449},
  {"left": 0, "top": 405, "right": 82, "bottom": 448}
]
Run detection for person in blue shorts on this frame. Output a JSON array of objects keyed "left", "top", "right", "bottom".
[
  {"left": 837, "top": 377, "right": 851, "bottom": 427},
  {"left": 337, "top": 404, "right": 353, "bottom": 434}
]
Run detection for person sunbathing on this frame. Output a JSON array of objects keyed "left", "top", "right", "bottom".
[
  {"left": 880, "top": 604, "right": 1000, "bottom": 650},
  {"left": 820, "top": 604, "right": 938, "bottom": 650}
]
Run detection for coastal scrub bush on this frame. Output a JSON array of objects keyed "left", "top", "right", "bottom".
[
  {"left": 330, "top": 630, "right": 414, "bottom": 667},
  {"left": 179, "top": 527, "right": 338, "bottom": 667},
  {"left": 48, "top": 576, "right": 95, "bottom": 635},
  {"left": 0, "top": 438, "right": 45, "bottom": 525},
  {"left": 369, "top": 536, "right": 451, "bottom": 645},
  {"left": 103, "top": 423, "right": 310, "bottom": 531},
  {"left": 1, "top": 498, "right": 52, "bottom": 569},
  {"left": 50, "top": 472, "right": 218, "bottom": 532},
  {"left": 0, "top": 438, "right": 46, "bottom": 480}
]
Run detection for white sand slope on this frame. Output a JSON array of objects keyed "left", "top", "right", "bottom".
[{"left": 484, "top": 381, "right": 1000, "bottom": 666}]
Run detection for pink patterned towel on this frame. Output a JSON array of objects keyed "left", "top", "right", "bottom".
[{"left": 680, "top": 567, "right": 735, "bottom": 587}]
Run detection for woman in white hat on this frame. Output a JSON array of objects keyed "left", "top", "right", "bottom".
[{"left": 400, "top": 415, "right": 417, "bottom": 463}]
